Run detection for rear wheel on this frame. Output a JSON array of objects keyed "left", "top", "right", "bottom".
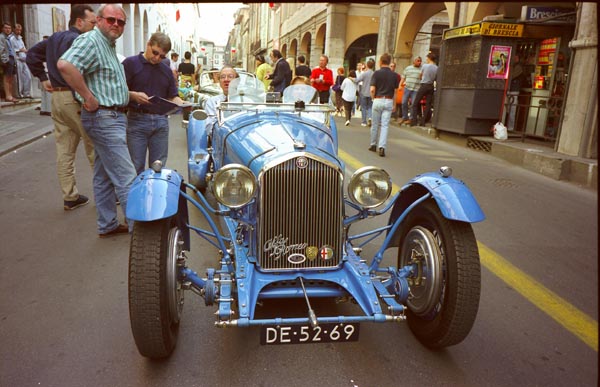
[
  {"left": 398, "top": 199, "right": 480, "bottom": 349},
  {"left": 129, "top": 218, "right": 184, "bottom": 358}
]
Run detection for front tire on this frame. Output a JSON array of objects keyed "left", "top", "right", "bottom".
[
  {"left": 398, "top": 199, "right": 481, "bottom": 349},
  {"left": 129, "top": 218, "right": 184, "bottom": 358}
]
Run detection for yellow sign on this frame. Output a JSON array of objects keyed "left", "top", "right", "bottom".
[
  {"left": 443, "top": 22, "right": 524, "bottom": 40},
  {"left": 481, "top": 22, "right": 524, "bottom": 37},
  {"left": 443, "top": 23, "right": 481, "bottom": 40}
]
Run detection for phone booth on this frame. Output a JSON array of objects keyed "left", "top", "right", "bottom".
[{"left": 433, "top": 12, "right": 574, "bottom": 139}]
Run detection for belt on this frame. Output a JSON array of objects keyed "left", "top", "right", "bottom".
[
  {"left": 98, "top": 105, "right": 128, "bottom": 113},
  {"left": 52, "top": 87, "right": 71, "bottom": 92},
  {"left": 128, "top": 106, "right": 156, "bottom": 115},
  {"left": 374, "top": 96, "right": 393, "bottom": 99}
]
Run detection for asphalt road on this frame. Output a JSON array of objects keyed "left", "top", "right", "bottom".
[{"left": 0, "top": 107, "right": 597, "bottom": 387}]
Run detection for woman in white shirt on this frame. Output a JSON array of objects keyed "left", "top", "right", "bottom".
[{"left": 340, "top": 70, "right": 358, "bottom": 126}]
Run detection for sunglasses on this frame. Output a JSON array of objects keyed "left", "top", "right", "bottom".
[
  {"left": 99, "top": 16, "right": 126, "bottom": 27},
  {"left": 152, "top": 49, "right": 166, "bottom": 59}
]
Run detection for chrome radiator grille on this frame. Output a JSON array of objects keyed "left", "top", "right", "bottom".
[{"left": 259, "top": 156, "right": 343, "bottom": 270}]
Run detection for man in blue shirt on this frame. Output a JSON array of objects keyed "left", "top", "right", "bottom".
[
  {"left": 122, "top": 32, "right": 184, "bottom": 175},
  {"left": 26, "top": 4, "right": 97, "bottom": 211},
  {"left": 410, "top": 52, "right": 438, "bottom": 127}
]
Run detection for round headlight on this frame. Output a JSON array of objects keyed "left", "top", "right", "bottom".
[
  {"left": 348, "top": 166, "right": 392, "bottom": 208},
  {"left": 211, "top": 164, "right": 257, "bottom": 208}
]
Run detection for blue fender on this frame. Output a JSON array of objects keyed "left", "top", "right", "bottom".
[
  {"left": 409, "top": 172, "right": 485, "bottom": 222},
  {"left": 187, "top": 110, "right": 210, "bottom": 189},
  {"left": 126, "top": 168, "right": 183, "bottom": 221},
  {"left": 385, "top": 172, "right": 484, "bottom": 249},
  {"left": 389, "top": 172, "right": 484, "bottom": 227}
]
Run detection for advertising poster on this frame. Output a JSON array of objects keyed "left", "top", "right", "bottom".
[
  {"left": 52, "top": 7, "right": 66, "bottom": 32},
  {"left": 487, "top": 45, "right": 512, "bottom": 79}
]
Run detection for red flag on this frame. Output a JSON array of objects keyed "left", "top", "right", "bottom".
[{"left": 176, "top": 9, "right": 180, "bottom": 22}]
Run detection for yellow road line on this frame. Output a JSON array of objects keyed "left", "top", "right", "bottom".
[
  {"left": 478, "top": 243, "right": 598, "bottom": 351},
  {"left": 339, "top": 148, "right": 599, "bottom": 352}
]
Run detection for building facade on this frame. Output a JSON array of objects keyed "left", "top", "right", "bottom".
[{"left": 231, "top": 2, "right": 596, "bottom": 160}]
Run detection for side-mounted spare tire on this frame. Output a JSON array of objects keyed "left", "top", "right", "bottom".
[
  {"left": 129, "top": 217, "right": 185, "bottom": 358},
  {"left": 398, "top": 199, "right": 481, "bottom": 349}
]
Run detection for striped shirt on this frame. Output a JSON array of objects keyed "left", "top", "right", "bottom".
[
  {"left": 60, "top": 28, "right": 128, "bottom": 106},
  {"left": 402, "top": 65, "right": 422, "bottom": 91}
]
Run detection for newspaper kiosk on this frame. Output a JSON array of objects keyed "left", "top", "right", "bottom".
[{"left": 433, "top": 19, "right": 574, "bottom": 138}]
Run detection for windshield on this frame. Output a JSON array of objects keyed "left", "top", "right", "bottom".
[{"left": 217, "top": 82, "right": 334, "bottom": 125}]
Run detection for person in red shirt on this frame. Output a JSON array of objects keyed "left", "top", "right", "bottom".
[{"left": 310, "top": 55, "right": 334, "bottom": 104}]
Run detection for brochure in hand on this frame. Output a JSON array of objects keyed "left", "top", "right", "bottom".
[{"left": 145, "top": 96, "right": 193, "bottom": 115}]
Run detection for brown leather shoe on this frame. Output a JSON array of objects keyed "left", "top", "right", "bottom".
[
  {"left": 368, "top": 145, "right": 376, "bottom": 152},
  {"left": 98, "top": 224, "right": 129, "bottom": 238}
]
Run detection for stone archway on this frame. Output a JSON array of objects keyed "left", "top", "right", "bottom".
[
  {"left": 310, "top": 23, "right": 326, "bottom": 66},
  {"left": 300, "top": 32, "right": 312, "bottom": 66},
  {"left": 143, "top": 9, "right": 148, "bottom": 42},
  {"left": 345, "top": 33, "right": 378, "bottom": 71},
  {"left": 290, "top": 39, "right": 298, "bottom": 58},
  {"left": 134, "top": 4, "right": 141, "bottom": 54},
  {"left": 394, "top": 3, "right": 448, "bottom": 69}
]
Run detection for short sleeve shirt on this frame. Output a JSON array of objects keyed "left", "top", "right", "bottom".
[
  {"left": 60, "top": 28, "right": 129, "bottom": 106},
  {"left": 122, "top": 52, "right": 178, "bottom": 110},
  {"left": 402, "top": 65, "right": 422, "bottom": 91},
  {"left": 420, "top": 63, "right": 438, "bottom": 84},
  {"left": 370, "top": 67, "right": 399, "bottom": 98}
]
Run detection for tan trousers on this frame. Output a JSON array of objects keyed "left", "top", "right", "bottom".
[{"left": 51, "top": 90, "right": 95, "bottom": 201}]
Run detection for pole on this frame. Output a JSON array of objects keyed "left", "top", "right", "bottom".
[{"left": 498, "top": 60, "right": 511, "bottom": 122}]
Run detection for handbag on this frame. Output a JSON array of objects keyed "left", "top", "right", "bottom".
[{"left": 332, "top": 84, "right": 341, "bottom": 92}]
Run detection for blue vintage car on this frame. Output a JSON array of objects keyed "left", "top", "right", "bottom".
[{"left": 126, "top": 81, "right": 485, "bottom": 358}]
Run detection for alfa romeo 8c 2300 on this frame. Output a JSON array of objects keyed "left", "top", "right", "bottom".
[{"left": 125, "top": 81, "right": 485, "bottom": 358}]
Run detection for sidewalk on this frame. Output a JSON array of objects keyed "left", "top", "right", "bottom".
[
  {"left": 394, "top": 120, "right": 598, "bottom": 190},
  {"left": 0, "top": 98, "right": 53, "bottom": 157}
]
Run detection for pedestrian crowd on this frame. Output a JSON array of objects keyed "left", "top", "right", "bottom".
[
  {"left": 1, "top": 21, "right": 34, "bottom": 102},
  {"left": 13, "top": 2, "right": 439, "bottom": 239}
]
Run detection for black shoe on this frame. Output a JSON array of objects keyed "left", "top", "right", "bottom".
[
  {"left": 98, "top": 224, "right": 129, "bottom": 238},
  {"left": 378, "top": 148, "right": 385, "bottom": 157},
  {"left": 40, "top": 111, "right": 51, "bottom": 116},
  {"left": 64, "top": 194, "right": 89, "bottom": 210},
  {"left": 368, "top": 145, "right": 376, "bottom": 152}
]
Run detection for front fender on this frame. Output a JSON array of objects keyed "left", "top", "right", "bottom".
[
  {"left": 385, "top": 172, "right": 484, "bottom": 249},
  {"left": 126, "top": 168, "right": 183, "bottom": 221},
  {"left": 389, "top": 172, "right": 484, "bottom": 226},
  {"left": 410, "top": 172, "right": 485, "bottom": 222}
]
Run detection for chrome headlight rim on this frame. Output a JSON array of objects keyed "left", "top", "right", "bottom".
[
  {"left": 347, "top": 166, "right": 392, "bottom": 208},
  {"left": 211, "top": 163, "right": 257, "bottom": 208}
]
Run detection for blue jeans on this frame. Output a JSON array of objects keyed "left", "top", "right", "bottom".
[
  {"left": 370, "top": 98, "right": 393, "bottom": 149},
  {"left": 127, "top": 111, "right": 170, "bottom": 175},
  {"left": 359, "top": 95, "right": 372, "bottom": 124},
  {"left": 411, "top": 83, "right": 435, "bottom": 125},
  {"left": 402, "top": 88, "right": 418, "bottom": 120},
  {"left": 81, "top": 109, "right": 137, "bottom": 234}
]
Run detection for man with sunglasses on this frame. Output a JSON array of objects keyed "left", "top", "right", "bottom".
[
  {"left": 122, "top": 32, "right": 185, "bottom": 175},
  {"left": 204, "top": 65, "right": 238, "bottom": 140},
  {"left": 58, "top": 4, "right": 137, "bottom": 238},
  {"left": 26, "top": 4, "right": 97, "bottom": 212}
]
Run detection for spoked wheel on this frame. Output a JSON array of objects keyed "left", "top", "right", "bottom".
[
  {"left": 398, "top": 199, "right": 481, "bottom": 349},
  {"left": 129, "top": 217, "right": 185, "bottom": 358}
]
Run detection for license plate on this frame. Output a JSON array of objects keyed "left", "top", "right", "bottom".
[{"left": 260, "top": 323, "right": 360, "bottom": 345}]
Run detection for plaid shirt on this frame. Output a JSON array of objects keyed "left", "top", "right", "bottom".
[
  {"left": 60, "top": 28, "right": 128, "bottom": 106},
  {"left": 402, "top": 65, "right": 422, "bottom": 91}
]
